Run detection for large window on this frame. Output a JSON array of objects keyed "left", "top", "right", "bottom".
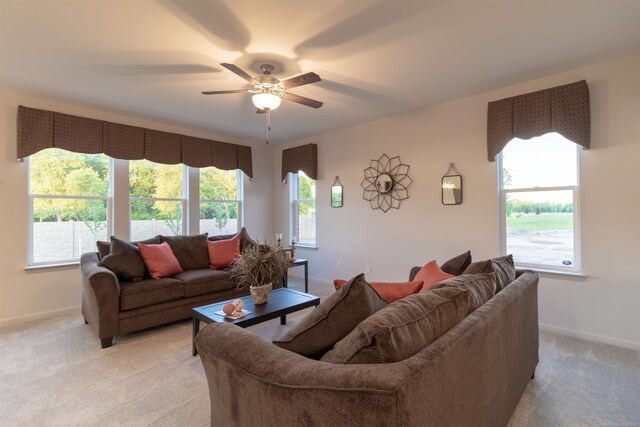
[
  {"left": 129, "top": 160, "right": 185, "bottom": 241},
  {"left": 499, "top": 132, "right": 580, "bottom": 271},
  {"left": 291, "top": 171, "right": 316, "bottom": 247},
  {"left": 29, "top": 149, "right": 110, "bottom": 264},
  {"left": 200, "top": 167, "right": 242, "bottom": 235}
]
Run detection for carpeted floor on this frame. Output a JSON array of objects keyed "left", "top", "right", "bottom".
[{"left": 1, "top": 277, "right": 639, "bottom": 427}]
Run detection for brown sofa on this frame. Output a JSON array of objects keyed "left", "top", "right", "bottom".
[
  {"left": 196, "top": 269, "right": 539, "bottom": 426},
  {"left": 81, "top": 228, "right": 269, "bottom": 348}
]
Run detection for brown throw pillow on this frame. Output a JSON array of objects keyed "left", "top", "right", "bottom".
[
  {"left": 273, "top": 273, "right": 388, "bottom": 359},
  {"left": 160, "top": 233, "right": 209, "bottom": 271},
  {"left": 99, "top": 237, "right": 146, "bottom": 281},
  {"left": 462, "top": 260, "right": 492, "bottom": 275},
  {"left": 440, "top": 250, "right": 472, "bottom": 276},
  {"left": 431, "top": 273, "right": 496, "bottom": 314},
  {"left": 96, "top": 241, "right": 110, "bottom": 259},
  {"left": 321, "top": 288, "right": 470, "bottom": 364},
  {"left": 491, "top": 254, "right": 515, "bottom": 293}
]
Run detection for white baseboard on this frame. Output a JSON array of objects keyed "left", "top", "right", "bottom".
[
  {"left": 539, "top": 322, "right": 640, "bottom": 351},
  {"left": 0, "top": 305, "right": 80, "bottom": 329}
]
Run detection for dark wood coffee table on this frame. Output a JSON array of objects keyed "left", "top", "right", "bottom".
[{"left": 191, "top": 288, "right": 320, "bottom": 356}]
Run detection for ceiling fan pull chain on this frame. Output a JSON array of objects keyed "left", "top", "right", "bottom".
[{"left": 265, "top": 110, "right": 270, "bottom": 144}]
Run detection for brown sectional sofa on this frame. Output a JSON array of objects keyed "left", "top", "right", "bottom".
[
  {"left": 196, "top": 268, "right": 539, "bottom": 426},
  {"left": 81, "top": 228, "right": 267, "bottom": 348}
]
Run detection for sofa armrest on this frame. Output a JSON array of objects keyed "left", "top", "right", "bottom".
[
  {"left": 80, "top": 252, "right": 120, "bottom": 341},
  {"left": 196, "top": 323, "right": 410, "bottom": 426}
]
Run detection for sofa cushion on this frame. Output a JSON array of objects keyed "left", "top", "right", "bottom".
[
  {"left": 414, "top": 260, "right": 455, "bottom": 292},
  {"left": 207, "top": 235, "right": 241, "bottom": 270},
  {"left": 491, "top": 254, "right": 516, "bottom": 293},
  {"left": 209, "top": 227, "right": 256, "bottom": 252},
  {"left": 440, "top": 250, "right": 472, "bottom": 276},
  {"left": 273, "top": 273, "right": 388, "bottom": 359},
  {"left": 119, "top": 277, "right": 185, "bottom": 311},
  {"left": 431, "top": 273, "right": 496, "bottom": 314},
  {"left": 333, "top": 279, "right": 423, "bottom": 303},
  {"left": 137, "top": 241, "right": 184, "bottom": 279},
  {"left": 174, "top": 269, "right": 235, "bottom": 297},
  {"left": 99, "top": 237, "right": 146, "bottom": 281},
  {"left": 160, "top": 233, "right": 210, "bottom": 271},
  {"left": 321, "top": 287, "right": 470, "bottom": 364}
]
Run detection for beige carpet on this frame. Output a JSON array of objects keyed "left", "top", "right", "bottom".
[{"left": 1, "top": 278, "right": 639, "bottom": 427}]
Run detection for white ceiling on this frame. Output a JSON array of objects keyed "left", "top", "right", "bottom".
[{"left": 2, "top": 0, "right": 640, "bottom": 143}]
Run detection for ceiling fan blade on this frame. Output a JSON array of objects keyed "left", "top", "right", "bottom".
[
  {"left": 283, "top": 92, "right": 323, "bottom": 109},
  {"left": 220, "top": 63, "right": 255, "bottom": 83},
  {"left": 256, "top": 109, "right": 266, "bottom": 114},
  {"left": 281, "top": 72, "right": 321, "bottom": 89},
  {"left": 201, "top": 89, "right": 250, "bottom": 95}
]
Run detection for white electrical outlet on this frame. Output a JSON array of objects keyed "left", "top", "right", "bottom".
[
  {"left": 337, "top": 261, "right": 342, "bottom": 269},
  {"left": 365, "top": 265, "right": 371, "bottom": 274}
]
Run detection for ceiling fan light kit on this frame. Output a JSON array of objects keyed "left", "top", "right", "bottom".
[{"left": 202, "top": 61, "right": 323, "bottom": 143}]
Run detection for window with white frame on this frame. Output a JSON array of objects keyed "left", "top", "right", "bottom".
[
  {"left": 291, "top": 171, "right": 316, "bottom": 247},
  {"left": 29, "top": 149, "right": 111, "bottom": 265},
  {"left": 129, "top": 159, "right": 185, "bottom": 241},
  {"left": 499, "top": 132, "right": 580, "bottom": 271},
  {"left": 200, "top": 167, "right": 242, "bottom": 235}
]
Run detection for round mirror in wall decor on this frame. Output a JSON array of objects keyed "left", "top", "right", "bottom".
[{"left": 361, "top": 154, "right": 413, "bottom": 212}]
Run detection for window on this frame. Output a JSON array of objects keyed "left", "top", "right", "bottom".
[
  {"left": 29, "top": 149, "right": 111, "bottom": 264},
  {"left": 499, "top": 132, "right": 580, "bottom": 271},
  {"left": 129, "top": 160, "right": 185, "bottom": 241},
  {"left": 291, "top": 171, "right": 316, "bottom": 247},
  {"left": 200, "top": 167, "right": 242, "bottom": 235}
]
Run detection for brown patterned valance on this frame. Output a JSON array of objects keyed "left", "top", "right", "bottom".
[
  {"left": 487, "top": 80, "right": 590, "bottom": 161},
  {"left": 17, "top": 106, "right": 253, "bottom": 178},
  {"left": 281, "top": 143, "right": 317, "bottom": 182}
]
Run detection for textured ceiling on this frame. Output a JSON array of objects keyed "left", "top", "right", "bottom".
[{"left": 2, "top": 0, "right": 640, "bottom": 143}]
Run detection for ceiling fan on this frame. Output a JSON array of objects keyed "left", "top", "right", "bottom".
[{"left": 202, "top": 63, "right": 323, "bottom": 113}]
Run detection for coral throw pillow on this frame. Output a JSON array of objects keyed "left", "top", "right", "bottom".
[
  {"left": 207, "top": 235, "right": 241, "bottom": 270},
  {"left": 334, "top": 279, "right": 424, "bottom": 303},
  {"left": 414, "top": 260, "right": 454, "bottom": 292},
  {"left": 137, "top": 241, "right": 183, "bottom": 279}
]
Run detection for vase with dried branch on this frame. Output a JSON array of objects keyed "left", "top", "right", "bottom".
[{"left": 230, "top": 243, "right": 288, "bottom": 304}]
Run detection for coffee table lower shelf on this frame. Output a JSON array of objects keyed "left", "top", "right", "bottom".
[{"left": 192, "top": 288, "right": 320, "bottom": 356}]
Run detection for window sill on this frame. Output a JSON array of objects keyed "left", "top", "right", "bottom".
[
  {"left": 295, "top": 245, "right": 318, "bottom": 251},
  {"left": 519, "top": 266, "right": 586, "bottom": 278},
  {"left": 25, "top": 262, "right": 80, "bottom": 273}
]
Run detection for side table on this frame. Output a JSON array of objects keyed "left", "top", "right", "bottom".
[{"left": 283, "top": 258, "right": 309, "bottom": 293}]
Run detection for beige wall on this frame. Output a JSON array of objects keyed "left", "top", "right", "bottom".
[
  {"left": 273, "top": 54, "right": 640, "bottom": 349},
  {"left": 0, "top": 87, "right": 273, "bottom": 323}
]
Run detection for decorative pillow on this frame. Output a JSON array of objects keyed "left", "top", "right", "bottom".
[
  {"left": 440, "top": 250, "right": 472, "bottom": 276},
  {"left": 333, "top": 279, "right": 423, "bottom": 303},
  {"left": 160, "top": 234, "right": 209, "bottom": 271},
  {"left": 491, "top": 254, "right": 516, "bottom": 293},
  {"left": 207, "top": 235, "right": 241, "bottom": 270},
  {"left": 321, "top": 288, "right": 470, "bottom": 364},
  {"left": 462, "top": 260, "right": 492, "bottom": 275},
  {"left": 137, "top": 241, "right": 184, "bottom": 279},
  {"left": 208, "top": 227, "right": 256, "bottom": 252},
  {"left": 96, "top": 241, "right": 111, "bottom": 260},
  {"left": 431, "top": 273, "right": 496, "bottom": 314},
  {"left": 273, "top": 273, "right": 388, "bottom": 359},
  {"left": 99, "top": 237, "right": 146, "bottom": 281},
  {"left": 414, "top": 260, "right": 454, "bottom": 292}
]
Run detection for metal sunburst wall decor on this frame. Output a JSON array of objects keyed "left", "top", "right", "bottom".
[{"left": 361, "top": 154, "right": 413, "bottom": 212}]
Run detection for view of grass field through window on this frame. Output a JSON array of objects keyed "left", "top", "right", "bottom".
[
  {"left": 502, "top": 134, "right": 577, "bottom": 268},
  {"left": 297, "top": 171, "right": 316, "bottom": 245}
]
